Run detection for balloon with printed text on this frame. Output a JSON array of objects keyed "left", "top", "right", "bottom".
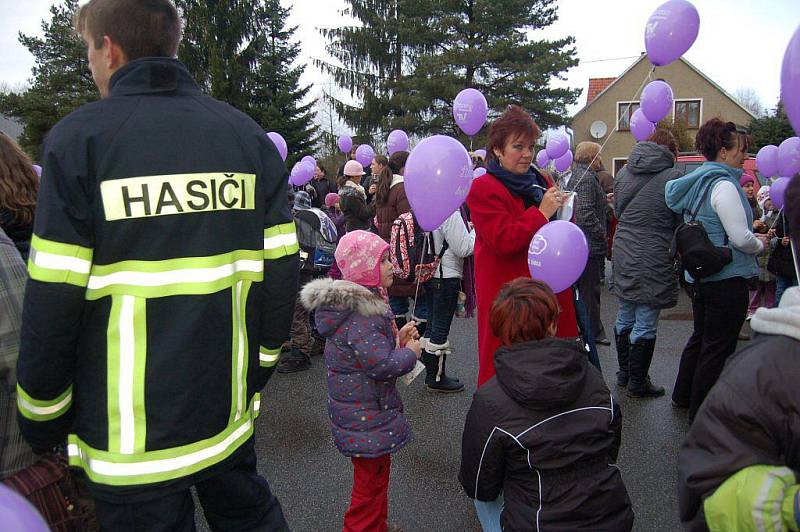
[
  {"left": 290, "top": 161, "right": 315, "bottom": 187},
  {"left": 405, "top": 135, "right": 473, "bottom": 231},
  {"left": 355, "top": 145, "right": 375, "bottom": 167},
  {"left": 527, "top": 220, "right": 589, "bottom": 294},
  {"left": 266, "top": 132, "right": 287, "bottom": 161},
  {"left": 644, "top": 0, "right": 700, "bottom": 67},
  {"left": 453, "top": 89, "right": 489, "bottom": 136}
]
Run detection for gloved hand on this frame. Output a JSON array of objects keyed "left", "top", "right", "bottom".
[{"left": 704, "top": 465, "right": 799, "bottom": 532}]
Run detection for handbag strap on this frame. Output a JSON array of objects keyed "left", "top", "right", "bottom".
[{"left": 685, "top": 178, "right": 729, "bottom": 245}]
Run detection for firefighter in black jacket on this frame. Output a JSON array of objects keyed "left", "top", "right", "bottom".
[{"left": 16, "top": 1, "right": 298, "bottom": 529}]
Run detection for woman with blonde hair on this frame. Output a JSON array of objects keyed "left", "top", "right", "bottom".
[
  {"left": 567, "top": 141, "right": 609, "bottom": 345},
  {"left": 0, "top": 134, "right": 38, "bottom": 260}
]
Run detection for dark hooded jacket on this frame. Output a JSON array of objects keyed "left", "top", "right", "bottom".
[
  {"left": 612, "top": 142, "right": 683, "bottom": 308},
  {"left": 459, "top": 338, "right": 633, "bottom": 531}
]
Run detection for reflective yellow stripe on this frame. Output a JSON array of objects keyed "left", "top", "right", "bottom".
[
  {"left": 68, "top": 395, "right": 259, "bottom": 486},
  {"left": 17, "top": 384, "right": 73, "bottom": 421},
  {"left": 263, "top": 222, "right": 299, "bottom": 259},
  {"left": 259, "top": 346, "right": 281, "bottom": 367},
  {"left": 28, "top": 235, "right": 93, "bottom": 287},
  {"left": 85, "top": 249, "right": 264, "bottom": 300}
]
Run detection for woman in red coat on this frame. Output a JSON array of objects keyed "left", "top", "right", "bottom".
[{"left": 467, "top": 105, "right": 579, "bottom": 387}]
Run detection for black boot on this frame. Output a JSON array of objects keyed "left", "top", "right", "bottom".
[
  {"left": 614, "top": 328, "right": 632, "bottom": 387},
  {"left": 420, "top": 342, "right": 464, "bottom": 393},
  {"left": 277, "top": 348, "right": 311, "bottom": 373},
  {"left": 627, "top": 338, "right": 665, "bottom": 398}
]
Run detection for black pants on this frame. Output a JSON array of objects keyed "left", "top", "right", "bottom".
[
  {"left": 91, "top": 447, "right": 288, "bottom": 531},
  {"left": 579, "top": 256, "right": 607, "bottom": 341},
  {"left": 672, "top": 276, "right": 748, "bottom": 420}
]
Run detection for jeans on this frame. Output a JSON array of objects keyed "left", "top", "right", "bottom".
[
  {"left": 615, "top": 299, "right": 661, "bottom": 344},
  {"left": 776, "top": 275, "right": 798, "bottom": 307},
  {"left": 389, "top": 294, "right": 428, "bottom": 321},
  {"left": 91, "top": 444, "right": 288, "bottom": 531},
  {"left": 423, "top": 278, "right": 462, "bottom": 346},
  {"left": 474, "top": 494, "right": 504, "bottom": 532},
  {"left": 573, "top": 289, "right": 602, "bottom": 371},
  {"left": 672, "top": 277, "right": 748, "bottom": 420}
]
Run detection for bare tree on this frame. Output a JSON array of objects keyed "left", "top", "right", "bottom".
[{"left": 734, "top": 87, "right": 764, "bottom": 118}]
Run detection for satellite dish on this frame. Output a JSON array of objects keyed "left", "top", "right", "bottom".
[{"left": 590, "top": 120, "right": 608, "bottom": 139}]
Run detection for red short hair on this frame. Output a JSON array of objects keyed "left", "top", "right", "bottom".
[
  {"left": 490, "top": 278, "right": 560, "bottom": 346},
  {"left": 486, "top": 105, "right": 540, "bottom": 162}
]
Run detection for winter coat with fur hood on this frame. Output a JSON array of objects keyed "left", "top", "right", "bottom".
[{"left": 301, "top": 278, "right": 417, "bottom": 458}]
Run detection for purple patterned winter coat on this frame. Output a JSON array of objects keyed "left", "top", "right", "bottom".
[{"left": 301, "top": 278, "right": 417, "bottom": 458}]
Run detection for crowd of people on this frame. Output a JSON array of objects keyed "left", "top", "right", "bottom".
[{"left": 0, "top": 1, "right": 799, "bottom": 531}]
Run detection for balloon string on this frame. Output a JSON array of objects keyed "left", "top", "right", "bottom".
[
  {"left": 470, "top": 136, "right": 474, "bottom": 151},
  {"left": 561, "top": 65, "right": 657, "bottom": 192},
  {"left": 409, "top": 233, "right": 427, "bottom": 323}
]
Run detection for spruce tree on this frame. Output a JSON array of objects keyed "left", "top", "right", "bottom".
[
  {"left": 749, "top": 102, "right": 795, "bottom": 150},
  {"left": 176, "top": 0, "right": 317, "bottom": 166},
  {"left": 319, "top": 0, "right": 579, "bottom": 143},
  {"left": 0, "top": 0, "right": 98, "bottom": 158}
]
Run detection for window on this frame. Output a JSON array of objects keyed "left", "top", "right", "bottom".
[
  {"left": 675, "top": 100, "right": 701, "bottom": 128},
  {"left": 617, "top": 102, "right": 640, "bottom": 131},
  {"left": 613, "top": 159, "right": 627, "bottom": 176}
]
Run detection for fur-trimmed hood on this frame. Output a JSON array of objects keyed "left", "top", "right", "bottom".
[{"left": 301, "top": 278, "right": 391, "bottom": 338}]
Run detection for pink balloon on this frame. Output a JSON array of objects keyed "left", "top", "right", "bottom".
[
  {"left": 645, "top": 0, "right": 700, "bottom": 67},
  {"left": 338, "top": 135, "right": 353, "bottom": 153},
  {"left": 387, "top": 130, "right": 409, "bottom": 155},
  {"left": 756, "top": 145, "right": 779, "bottom": 178},
  {"left": 782, "top": 25, "right": 800, "bottom": 135},
  {"left": 405, "top": 135, "right": 472, "bottom": 231},
  {"left": 528, "top": 220, "right": 589, "bottom": 294},
  {"left": 535, "top": 150, "right": 550, "bottom": 168},
  {"left": 641, "top": 80, "right": 674, "bottom": 123},
  {"left": 771, "top": 177, "right": 790, "bottom": 210},
  {"left": 554, "top": 150, "right": 573, "bottom": 172},
  {"left": 453, "top": 88, "right": 489, "bottom": 136},
  {"left": 546, "top": 132, "right": 569, "bottom": 159},
  {"left": 266, "top": 132, "right": 287, "bottom": 161},
  {"left": 473, "top": 167, "right": 487, "bottom": 179},
  {"left": 630, "top": 109, "right": 656, "bottom": 142},
  {"left": 355, "top": 145, "right": 375, "bottom": 167},
  {"left": 777, "top": 137, "right": 800, "bottom": 178},
  {"left": 290, "top": 161, "right": 314, "bottom": 186}
]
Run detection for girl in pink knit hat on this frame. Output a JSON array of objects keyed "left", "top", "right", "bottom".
[{"left": 300, "top": 230, "right": 421, "bottom": 532}]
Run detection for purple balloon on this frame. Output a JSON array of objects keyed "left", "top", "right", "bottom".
[
  {"left": 630, "top": 108, "right": 656, "bottom": 142},
  {"left": 777, "top": 137, "right": 800, "bottom": 178},
  {"left": 535, "top": 150, "right": 550, "bottom": 168},
  {"left": 644, "top": 0, "right": 700, "bottom": 67},
  {"left": 338, "top": 135, "right": 353, "bottom": 153},
  {"left": 453, "top": 88, "right": 489, "bottom": 136},
  {"left": 545, "top": 132, "right": 569, "bottom": 160},
  {"left": 387, "top": 130, "right": 409, "bottom": 155},
  {"left": 782, "top": 25, "right": 800, "bottom": 135},
  {"left": 527, "top": 220, "right": 589, "bottom": 294},
  {"left": 0, "top": 485, "right": 49, "bottom": 532},
  {"left": 473, "top": 167, "right": 487, "bottom": 179},
  {"left": 756, "top": 145, "right": 779, "bottom": 178},
  {"left": 290, "top": 161, "right": 315, "bottom": 186},
  {"left": 640, "top": 80, "right": 674, "bottom": 123},
  {"left": 474, "top": 149, "right": 487, "bottom": 159},
  {"left": 32, "top": 164, "right": 42, "bottom": 177},
  {"left": 301, "top": 155, "right": 317, "bottom": 168},
  {"left": 554, "top": 150, "right": 573, "bottom": 172},
  {"left": 355, "top": 144, "right": 375, "bottom": 167},
  {"left": 405, "top": 135, "right": 473, "bottom": 231},
  {"left": 266, "top": 132, "right": 287, "bottom": 161},
  {"left": 771, "top": 177, "right": 790, "bottom": 210}
]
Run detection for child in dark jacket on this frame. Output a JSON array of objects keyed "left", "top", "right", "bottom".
[
  {"left": 459, "top": 278, "right": 633, "bottom": 532},
  {"left": 301, "top": 230, "right": 421, "bottom": 532}
]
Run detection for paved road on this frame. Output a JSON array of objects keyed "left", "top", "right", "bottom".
[{"left": 201, "top": 278, "right": 749, "bottom": 531}]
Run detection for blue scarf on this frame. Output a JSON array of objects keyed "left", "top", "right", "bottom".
[{"left": 486, "top": 158, "right": 548, "bottom": 207}]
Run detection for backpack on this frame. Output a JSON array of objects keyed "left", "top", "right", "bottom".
[
  {"left": 670, "top": 179, "right": 733, "bottom": 280},
  {"left": 389, "top": 212, "right": 448, "bottom": 284},
  {"left": 295, "top": 208, "right": 338, "bottom": 271}
]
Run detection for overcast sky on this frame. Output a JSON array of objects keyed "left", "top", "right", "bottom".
[{"left": 2, "top": 0, "right": 798, "bottom": 118}]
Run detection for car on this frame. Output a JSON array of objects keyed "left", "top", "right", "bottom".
[{"left": 675, "top": 153, "right": 761, "bottom": 186}]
